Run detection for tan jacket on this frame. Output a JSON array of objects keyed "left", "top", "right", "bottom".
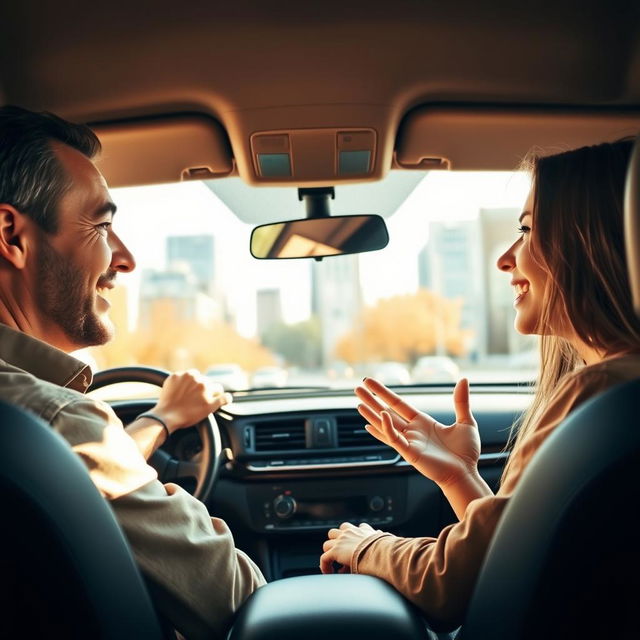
[
  {"left": 352, "top": 354, "right": 640, "bottom": 630},
  {"left": 0, "top": 324, "right": 265, "bottom": 639}
]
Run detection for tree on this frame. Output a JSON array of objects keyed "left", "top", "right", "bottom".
[
  {"left": 92, "top": 297, "right": 275, "bottom": 373},
  {"left": 335, "top": 289, "right": 473, "bottom": 365},
  {"left": 261, "top": 317, "right": 322, "bottom": 368}
]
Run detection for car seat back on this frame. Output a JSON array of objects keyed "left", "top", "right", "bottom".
[
  {"left": 0, "top": 400, "right": 163, "bottom": 639},
  {"left": 462, "top": 378, "right": 640, "bottom": 639}
]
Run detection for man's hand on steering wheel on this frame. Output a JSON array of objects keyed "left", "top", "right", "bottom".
[
  {"left": 90, "top": 367, "right": 225, "bottom": 503},
  {"left": 150, "top": 370, "right": 232, "bottom": 434}
]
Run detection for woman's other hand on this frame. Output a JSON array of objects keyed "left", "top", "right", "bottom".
[
  {"left": 320, "top": 522, "right": 381, "bottom": 574},
  {"left": 355, "top": 377, "right": 481, "bottom": 488}
]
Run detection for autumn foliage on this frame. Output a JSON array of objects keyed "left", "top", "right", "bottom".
[
  {"left": 335, "top": 289, "right": 472, "bottom": 365},
  {"left": 91, "top": 296, "right": 275, "bottom": 373}
]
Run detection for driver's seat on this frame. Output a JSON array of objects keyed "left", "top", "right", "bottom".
[{"left": 0, "top": 400, "right": 163, "bottom": 639}]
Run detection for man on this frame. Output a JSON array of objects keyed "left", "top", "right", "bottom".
[{"left": 0, "top": 105, "right": 265, "bottom": 638}]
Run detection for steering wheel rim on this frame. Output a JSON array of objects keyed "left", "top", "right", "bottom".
[{"left": 88, "top": 366, "right": 222, "bottom": 503}]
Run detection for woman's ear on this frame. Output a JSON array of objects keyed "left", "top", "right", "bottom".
[{"left": 0, "top": 204, "right": 30, "bottom": 269}]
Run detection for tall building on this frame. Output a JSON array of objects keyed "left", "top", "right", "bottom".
[
  {"left": 138, "top": 268, "right": 220, "bottom": 328},
  {"left": 256, "top": 289, "right": 283, "bottom": 338},
  {"left": 418, "top": 214, "right": 534, "bottom": 359},
  {"left": 166, "top": 235, "right": 216, "bottom": 294},
  {"left": 311, "top": 254, "right": 362, "bottom": 366},
  {"left": 417, "top": 220, "right": 483, "bottom": 356},
  {"left": 479, "top": 207, "right": 531, "bottom": 355}
]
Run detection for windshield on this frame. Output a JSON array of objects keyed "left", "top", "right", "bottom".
[{"left": 85, "top": 170, "right": 537, "bottom": 391}]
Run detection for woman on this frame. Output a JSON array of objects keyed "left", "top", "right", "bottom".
[{"left": 319, "top": 139, "right": 640, "bottom": 631}]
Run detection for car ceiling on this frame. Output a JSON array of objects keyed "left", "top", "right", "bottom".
[
  {"left": 2, "top": 0, "right": 640, "bottom": 118},
  {"left": 1, "top": 0, "right": 639, "bottom": 188}
]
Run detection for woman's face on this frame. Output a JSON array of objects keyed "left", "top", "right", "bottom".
[{"left": 497, "top": 190, "right": 550, "bottom": 336}]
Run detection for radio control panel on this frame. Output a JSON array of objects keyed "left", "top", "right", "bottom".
[{"left": 249, "top": 476, "right": 407, "bottom": 532}]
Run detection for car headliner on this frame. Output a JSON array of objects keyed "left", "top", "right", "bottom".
[{"left": 1, "top": 1, "right": 639, "bottom": 188}]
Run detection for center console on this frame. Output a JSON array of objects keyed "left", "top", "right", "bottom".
[{"left": 248, "top": 476, "right": 408, "bottom": 532}]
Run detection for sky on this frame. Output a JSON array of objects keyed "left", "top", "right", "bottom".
[{"left": 110, "top": 170, "right": 530, "bottom": 337}]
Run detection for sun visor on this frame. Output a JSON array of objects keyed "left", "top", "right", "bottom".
[
  {"left": 93, "top": 116, "right": 234, "bottom": 187},
  {"left": 395, "top": 108, "right": 640, "bottom": 171}
]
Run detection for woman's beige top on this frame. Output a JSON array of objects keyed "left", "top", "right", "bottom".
[{"left": 351, "top": 354, "right": 640, "bottom": 630}]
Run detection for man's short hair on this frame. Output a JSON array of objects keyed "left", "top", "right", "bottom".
[{"left": 0, "top": 105, "right": 101, "bottom": 233}]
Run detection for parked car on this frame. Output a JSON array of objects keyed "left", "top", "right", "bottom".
[
  {"left": 250, "top": 366, "right": 288, "bottom": 388},
  {"left": 412, "top": 356, "right": 460, "bottom": 383},
  {"left": 205, "top": 364, "right": 249, "bottom": 391},
  {"left": 372, "top": 361, "right": 412, "bottom": 386}
]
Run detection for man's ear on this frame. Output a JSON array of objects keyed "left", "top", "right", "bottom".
[{"left": 0, "top": 204, "right": 30, "bottom": 269}]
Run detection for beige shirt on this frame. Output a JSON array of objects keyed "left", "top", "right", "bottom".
[
  {"left": 0, "top": 324, "right": 265, "bottom": 639},
  {"left": 352, "top": 354, "right": 640, "bottom": 630}
]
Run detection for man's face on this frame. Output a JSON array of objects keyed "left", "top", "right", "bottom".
[{"left": 30, "top": 142, "right": 135, "bottom": 351}]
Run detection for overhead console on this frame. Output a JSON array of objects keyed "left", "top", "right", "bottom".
[
  {"left": 250, "top": 128, "right": 376, "bottom": 182},
  {"left": 395, "top": 107, "right": 640, "bottom": 171},
  {"left": 224, "top": 103, "right": 397, "bottom": 186}
]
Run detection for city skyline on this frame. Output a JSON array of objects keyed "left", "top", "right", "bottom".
[{"left": 108, "top": 170, "right": 530, "bottom": 343}]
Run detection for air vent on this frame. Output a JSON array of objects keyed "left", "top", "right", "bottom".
[
  {"left": 253, "top": 418, "right": 307, "bottom": 452},
  {"left": 336, "top": 415, "right": 383, "bottom": 448}
]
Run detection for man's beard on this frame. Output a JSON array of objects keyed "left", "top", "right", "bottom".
[{"left": 35, "top": 234, "right": 114, "bottom": 348}]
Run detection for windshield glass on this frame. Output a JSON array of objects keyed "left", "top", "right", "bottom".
[{"left": 85, "top": 170, "right": 537, "bottom": 391}]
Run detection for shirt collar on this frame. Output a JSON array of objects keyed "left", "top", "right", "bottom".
[{"left": 0, "top": 324, "right": 93, "bottom": 393}]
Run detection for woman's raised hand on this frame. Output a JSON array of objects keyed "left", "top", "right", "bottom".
[{"left": 356, "top": 377, "right": 481, "bottom": 488}]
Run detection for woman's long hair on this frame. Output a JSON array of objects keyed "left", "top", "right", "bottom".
[{"left": 502, "top": 138, "right": 640, "bottom": 479}]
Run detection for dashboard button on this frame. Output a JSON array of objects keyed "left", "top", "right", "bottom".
[
  {"left": 273, "top": 495, "right": 297, "bottom": 519},
  {"left": 313, "top": 419, "right": 332, "bottom": 447}
]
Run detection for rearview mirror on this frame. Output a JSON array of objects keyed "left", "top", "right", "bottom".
[{"left": 250, "top": 214, "right": 389, "bottom": 259}]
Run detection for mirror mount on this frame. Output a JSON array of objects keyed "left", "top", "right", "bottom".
[{"left": 298, "top": 187, "right": 335, "bottom": 219}]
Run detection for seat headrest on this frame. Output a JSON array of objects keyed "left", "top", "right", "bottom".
[{"left": 624, "top": 136, "right": 640, "bottom": 318}]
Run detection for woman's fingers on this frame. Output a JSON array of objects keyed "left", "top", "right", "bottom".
[
  {"left": 319, "top": 551, "right": 335, "bottom": 574},
  {"left": 355, "top": 385, "right": 387, "bottom": 414},
  {"left": 357, "top": 403, "right": 382, "bottom": 429},
  {"left": 364, "top": 422, "right": 389, "bottom": 443},
  {"left": 358, "top": 381, "right": 434, "bottom": 433},
  {"left": 322, "top": 538, "right": 336, "bottom": 552},
  {"left": 362, "top": 378, "right": 418, "bottom": 422},
  {"left": 453, "top": 378, "right": 475, "bottom": 426},
  {"left": 358, "top": 401, "right": 408, "bottom": 434},
  {"left": 381, "top": 411, "right": 410, "bottom": 451},
  {"left": 381, "top": 414, "right": 422, "bottom": 468},
  {"left": 358, "top": 403, "right": 402, "bottom": 447}
]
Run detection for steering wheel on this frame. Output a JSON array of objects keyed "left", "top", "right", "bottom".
[{"left": 88, "top": 366, "right": 222, "bottom": 503}]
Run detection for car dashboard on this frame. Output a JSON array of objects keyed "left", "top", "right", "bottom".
[{"left": 150, "top": 385, "right": 532, "bottom": 581}]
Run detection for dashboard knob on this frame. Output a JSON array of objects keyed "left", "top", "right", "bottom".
[
  {"left": 368, "top": 495, "right": 385, "bottom": 512},
  {"left": 273, "top": 495, "right": 297, "bottom": 519}
]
